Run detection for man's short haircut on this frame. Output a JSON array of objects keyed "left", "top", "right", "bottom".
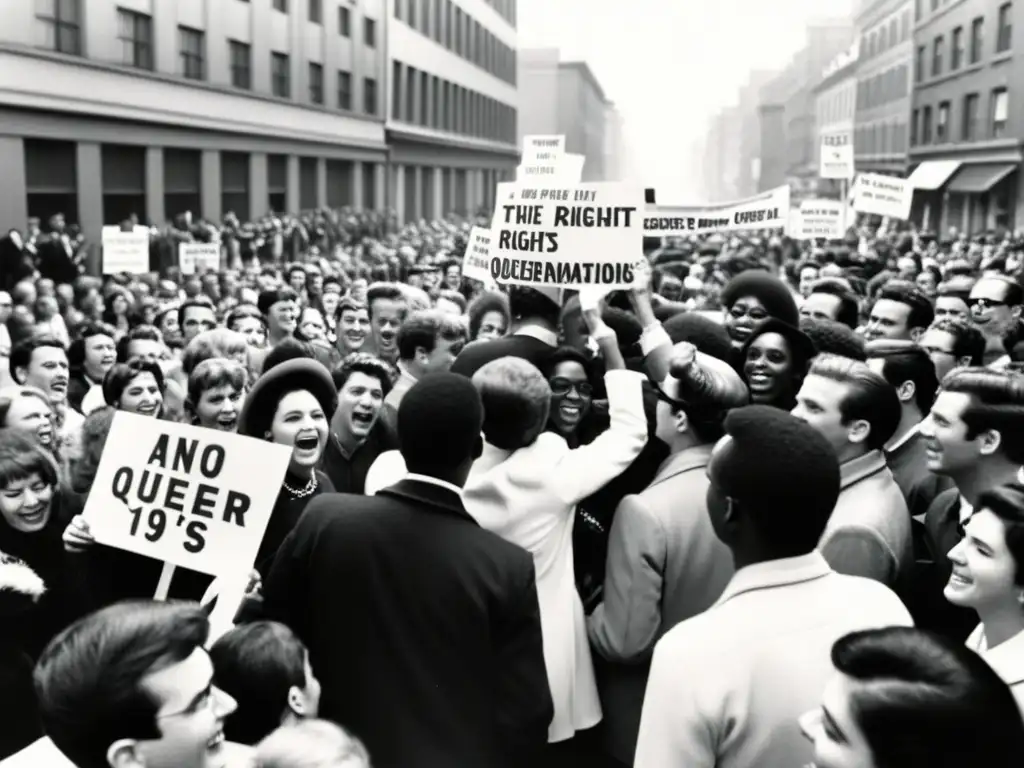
[
  {"left": 939, "top": 368, "right": 1024, "bottom": 464},
  {"left": 397, "top": 310, "right": 468, "bottom": 361},
  {"left": 876, "top": 283, "right": 935, "bottom": 331},
  {"left": 176, "top": 297, "right": 216, "bottom": 329},
  {"left": 210, "top": 621, "right": 308, "bottom": 746},
  {"left": 331, "top": 352, "right": 394, "bottom": 396},
  {"left": 927, "top": 318, "right": 985, "bottom": 366},
  {"left": 365, "top": 283, "right": 406, "bottom": 319},
  {"left": 181, "top": 327, "right": 249, "bottom": 376},
  {"left": 866, "top": 340, "right": 939, "bottom": 415},
  {"left": 976, "top": 275, "right": 1024, "bottom": 307},
  {"left": 398, "top": 372, "right": 483, "bottom": 475},
  {"left": 187, "top": 358, "right": 247, "bottom": 406},
  {"left": 334, "top": 295, "right": 368, "bottom": 324},
  {"left": 809, "top": 278, "right": 861, "bottom": 329},
  {"left": 472, "top": 356, "right": 551, "bottom": 451},
  {"left": 256, "top": 719, "right": 371, "bottom": 768},
  {"left": 116, "top": 324, "right": 163, "bottom": 362},
  {"left": 436, "top": 289, "right": 468, "bottom": 314},
  {"left": 34, "top": 601, "right": 209, "bottom": 768},
  {"left": 10, "top": 335, "right": 66, "bottom": 381},
  {"left": 507, "top": 286, "right": 561, "bottom": 328},
  {"left": 226, "top": 303, "right": 266, "bottom": 333},
  {"left": 937, "top": 277, "right": 976, "bottom": 302},
  {"left": 258, "top": 287, "right": 300, "bottom": 317},
  {"left": 808, "top": 353, "right": 902, "bottom": 450}
]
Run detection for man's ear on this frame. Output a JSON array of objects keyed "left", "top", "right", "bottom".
[
  {"left": 287, "top": 685, "right": 309, "bottom": 717},
  {"left": 897, "top": 380, "right": 916, "bottom": 404},
  {"left": 13, "top": 366, "right": 27, "bottom": 385},
  {"left": 847, "top": 418, "right": 871, "bottom": 445},
  {"left": 909, "top": 326, "right": 924, "bottom": 342},
  {"left": 979, "top": 428, "right": 1003, "bottom": 457},
  {"left": 673, "top": 408, "right": 689, "bottom": 435},
  {"left": 106, "top": 739, "right": 143, "bottom": 768}
]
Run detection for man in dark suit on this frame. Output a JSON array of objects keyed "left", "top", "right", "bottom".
[
  {"left": 262, "top": 373, "right": 553, "bottom": 768},
  {"left": 450, "top": 286, "right": 562, "bottom": 378}
]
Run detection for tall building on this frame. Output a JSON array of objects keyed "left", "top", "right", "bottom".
[
  {"left": 387, "top": 0, "right": 519, "bottom": 223},
  {"left": 736, "top": 70, "right": 778, "bottom": 198},
  {"left": 517, "top": 49, "right": 611, "bottom": 181},
  {"left": 758, "top": 20, "right": 855, "bottom": 199},
  {"left": 908, "top": 0, "right": 1021, "bottom": 234},
  {"left": 853, "top": 0, "right": 913, "bottom": 176},
  {"left": 814, "top": 40, "right": 860, "bottom": 195},
  {"left": 0, "top": 0, "right": 391, "bottom": 240},
  {"left": 603, "top": 102, "right": 627, "bottom": 181},
  {"left": 703, "top": 106, "right": 743, "bottom": 202}
]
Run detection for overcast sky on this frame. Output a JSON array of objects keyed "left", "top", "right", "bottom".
[{"left": 517, "top": 0, "right": 855, "bottom": 201}]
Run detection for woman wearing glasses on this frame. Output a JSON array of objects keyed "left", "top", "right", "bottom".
[{"left": 719, "top": 270, "right": 801, "bottom": 354}]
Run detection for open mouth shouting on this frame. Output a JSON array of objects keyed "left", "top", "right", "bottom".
[
  {"left": 350, "top": 409, "right": 376, "bottom": 435},
  {"left": 214, "top": 415, "right": 239, "bottom": 432},
  {"left": 49, "top": 378, "right": 68, "bottom": 396},
  {"left": 292, "top": 431, "right": 322, "bottom": 464}
]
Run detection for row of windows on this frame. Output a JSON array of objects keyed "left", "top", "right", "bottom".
[
  {"left": 860, "top": 8, "right": 912, "bottom": 60},
  {"left": 856, "top": 64, "right": 909, "bottom": 111},
  {"left": 854, "top": 121, "right": 908, "bottom": 156},
  {"left": 394, "top": 0, "right": 516, "bottom": 85},
  {"left": 306, "top": 1, "right": 378, "bottom": 46},
  {"left": 911, "top": 88, "right": 1010, "bottom": 145},
  {"left": 915, "top": 7, "right": 1012, "bottom": 82},
  {"left": 391, "top": 61, "right": 516, "bottom": 143},
  {"left": 818, "top": 83, "right": 855, "bottom": 127}
]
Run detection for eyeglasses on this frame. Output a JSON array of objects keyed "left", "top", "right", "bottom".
[
  {"left": 967, "top": 297, "right": 1008, "bottom": 310},
  {"left": 550, "top": 377, "right": 593, "bottom": 398}
]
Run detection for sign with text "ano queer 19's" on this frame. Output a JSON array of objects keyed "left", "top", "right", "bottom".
[
  {"left": 82, "top": 412, "right": 292, "bottom": 577},
  {"left": 489, "top": 182, "right": 645, "bottom": 289}
]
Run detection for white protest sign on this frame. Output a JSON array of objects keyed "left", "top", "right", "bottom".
[
  {"left": 522, "top": 134, "right": 566, "bottom": 163},
  {"left": 489, "top": 182, "right": 645, "bottom": 289},
  {"left": 179, "top": 242, "right": 222, "bottom": 275},
  {"left": 82, "top": 412, "right": 292, "bottom": 578},
  {"left": 463, "top": 227, "right": 499, "bottom": 288},
  {"left": 102, "top": 226, "right": 150, "bottom": 274},
  {"left": 516, "top": 152, "right": 585, "bottom": 184},
  {"left": 851, "top": 173, "right": 913, "bottom": 220},
  {"left": 644, "top": 185, "right": 791, "bottom": 236},
  {"left": 795, "top": 199, "right": 846, "bottom": 239},
  {"left": 820, "top": 132, "right": 855, "bottom": 179}
]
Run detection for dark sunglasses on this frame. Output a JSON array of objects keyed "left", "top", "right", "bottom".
[
  {"left": 550, "top": 377, "right": 593, "bottom": 398},
  {"left": 967, "top": 297, "right": 1008, "bottom": 310}
]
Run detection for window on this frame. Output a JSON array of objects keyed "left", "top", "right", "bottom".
[
  {"left": 394, "top": 0, "right": 401, "bottom": 19},
  {"left": 930, "top": 0, "right": 939, "bottom": 9},
  {"left": 911, "top": 108, "right": 919, "bottom": 146},
  {"left": 420, "top": 71, "right": 429, "bottom": 125},
  {"left": 971, "top": 17, "right": 984, "bottom": 63},
  {"left": 998, "top": 3, "right": 1012, "bottom": 52},
  {"left": 364, "top": 17, "right": 377, "bottom": 47},
  {"left": 309, "top": 62, "right": 323, "bottom": 104},
  {"left": 992, "top": 88, "right": 1009, "bottom": 138},
  {"left": 408, "top": 0, "right": 416, "bottom": 28},
  {"left": 434, "top": 0, "right": 442, "bottom": 41},
  {"left": 338, "top": 5, "right": 350, "bottom": 36},
  {"left": 879, "top": 25, "right": 887, "bottom": 52},
  {"left": 952, "top": 26, "right": 964, "bottom": 69},
  {"left": 937, "top": 101, "right": 950, "bottom": 141},
  {"left": 922, "top": 105, "right": 933, "bottom": 143},
  {"left": 932, "top": 35, "right": 943, "bottom": 75},
  {"left": 178, "top": 26, "right": 204, "bottom": 80},
  {"left": 364, "top": 77, "right": 378, "bottom": 115},
  {"left": 338, "top": 69, "right": 352, "bottom": 110},
  {"left": 391, "top": 62, "right": 402, "bottom": 118},
  {"left": 35, "top": 0, "right": 81, "bottom": 55},
  {"left": 406, "top": 66, "right": 416, "bottom": 121},
  {"left": 916, "top": 44, "right": 925, "bottom": 81},
  {"left": 229, "top": 40, "right": 251, "bottom": 89},
  {"left": 271, "top": 52, "right": 290, "bottom": 98},
  {"left": 901, "top": 10, "right": 910, "bottom": 40},
  {"left": 117, "top": 8, "right": 152, "bottom": 70},
  {"left": 272, "top": 0, "right": 287, "bottom": 11},
  {"left": 889, "top": 18, "right": 898, "bottom": 47},
  {"left": 309, "top": 0, "right": 322, "bottom": 23},
  {"left": 963, "top": 92, "right": 979, "bottom": 139}
]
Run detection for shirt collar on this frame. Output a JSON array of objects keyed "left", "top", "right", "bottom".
[
  {"left": 652, "top": 444, "right": 714, "bottom": 485},
  {"left": 404, "top": 472, "right": 464, "bottom": 498},
  {"left": 396, "top": 362, "right": 418, "bottom": 385},
  {"left": 974, "top": 627, "right": 1024, "bottom": 684},
  {"left": 514, "top": 324, "right": 558, "bottom": 346},
  {"left": 840, "top": 449, "right": 887, "bottom": 490},
  {"left": 714, "top": 552, "right": 832, "bottom": 608},
  {"left": 885, "top": 422, "right": 920, "bottom": 454}
]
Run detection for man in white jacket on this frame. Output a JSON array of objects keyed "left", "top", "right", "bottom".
[{"left": 635, "top": 405, "right": 913, "bottom": 768}]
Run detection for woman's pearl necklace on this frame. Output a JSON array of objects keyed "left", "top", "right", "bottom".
[{"left": 282, "top": 474, "right": 318, "bottom": 498}]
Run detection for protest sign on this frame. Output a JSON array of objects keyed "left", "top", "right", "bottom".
[
  {"left": 179, "top": 242, "right": 222, "bottom": 275},
  {"left": 489, "top": 182, "right": 645, "bottom": 289},
  {"left": 522, "top": 134, "right": 566, "bottom": 163},
  {"left": 794, "top": 199, "right": 846, "bottom": 239},
  {"left": 82, "top": 412, "right": 292, "bottom": 582},
  {"left": 644, "top": 185, "right": 791, "bottom": 236},
  {"left": 851, "top": 173, "right": 913, "bottom": 220},
  {"left": 462, "top": 227, "right": 499, "bottom": 288},
  {"left": 820, "top": 132, "right": 855, "bottom": 179},
  {"left": 516, "top": 152, "right": 586, "bottom": 184},
  {"left": 102, "top": 226, "right": 150, "bottom": 274}
]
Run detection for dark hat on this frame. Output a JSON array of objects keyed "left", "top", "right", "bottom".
[
  {"left": 238, "top": 358, "right": 338, "bottom": 440},
  {"left": 398, "top": 373, "right": 483, "bottom": 473},
  {"left": 720, "top": 270, "right": 800, "bottom": 327},
  {"left": 715, "top": 405, "right": 841, "bottom": 540},
  {"left": 800, "top": 316, "right": 866, "bottom": 361},
  {"left": 662, "top": 312, "right": 735, "bottom": 364}
]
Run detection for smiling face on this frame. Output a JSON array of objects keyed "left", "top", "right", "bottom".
[
  {"left": 724, "top": 295, "right": 770, "bottom": 347},
  {"left": 800, "top": 674, "right": 876, "bottom": 768},
  {"left": 268, "top": 299, "right": 299, "bottom": 338},
  {"left": 969, "top": 278, "right": 1019, "bottom": 337},
  {"left": 267, "top": 390, "right": 329, "bottom": 473},
  {"left": 918, "top": 391, "right": 980, "bottom": 476},
  {"left": 548, "top": 360, "right": 592, "bottom": 436},
  {"left": 3, "top": 394, "right": 54, "bottom": 447},
  {"left": 744, "top": 331, "right": 796, "bottom": 405},
  {"left": 369, "top": 299, "right": 404, "bottom": 360},
  {"left": 791, "top": 374, "right": 857, "bottom": 458},
  {"left": 119, "top": 372, "right": 163, "bottom": 417},
  {"left": 194, "top": 384, "right": 244, "bottom": 433},
  {"left": 945, "top": 508, "right": 1020, "bottom": 614},
  {"left": 298, "top": 308, "right": 326, "bottom": 341},
  {"left": 336, "top": 308, "right": 370, "bottom": 353},
  {"left": 336, "top": 371, "right": 384, "bottom": 443},
  {"left": 0, "top": 472, "right": 54, "bottom": 534},
  {"left": 232, "top": 316, "right": 266, "bottom": 349}
]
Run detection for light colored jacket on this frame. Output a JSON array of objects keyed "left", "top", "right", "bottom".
[
  {"left": 635, "top": 553, "right": 913, "bottom": 768},
  {"left": 462, "top": 368, "right": 648, "bottom": 743},
  {"left": 587, "top": 443, "right": 734, "bottom": 764},
  {"left": 967, "top": 624, "right": 1024, "bottom": 717}
]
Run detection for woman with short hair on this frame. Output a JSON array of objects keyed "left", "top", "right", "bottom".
[
  {"left": 102, "top": 359, "right": 165, "bottom": 418},
  {"left": 186, "top": 359, "right": 247, "bottom": 433}
]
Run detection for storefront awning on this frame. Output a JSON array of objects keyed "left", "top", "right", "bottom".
[
  {"left": 906, "top": 160, "right": 962, "bottom": 190},
  {"left": 946, "top": 163, "right": 1017, "bottom": 193}
]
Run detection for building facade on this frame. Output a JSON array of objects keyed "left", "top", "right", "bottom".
[
  {"left": 0, "top": 0, "right": 391, "bottom": 241},
  {"left": 908, "top": 0, "right": 1021, "bottom": 234},
  {"left": 387, "top": 0, "right": 519, "bottom": 223},
  {"left": 703, "top": 106, "right": 743, "bottom": 202},
  {"left": 814, "top": 41, "right": 860, "bottom": 194},
  {"left": 517, "top": 49, "right": 610, "bottom": 181},
  {"left": 853, "top": 0, "right": 914, "bottom": 176},
  {"left": 603, "top": 101, "right": 627, "bottom": 181}
]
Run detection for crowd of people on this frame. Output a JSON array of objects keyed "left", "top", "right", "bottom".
[{"left": 1, "top": 207, "right": 1024, "bottom": 768}]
